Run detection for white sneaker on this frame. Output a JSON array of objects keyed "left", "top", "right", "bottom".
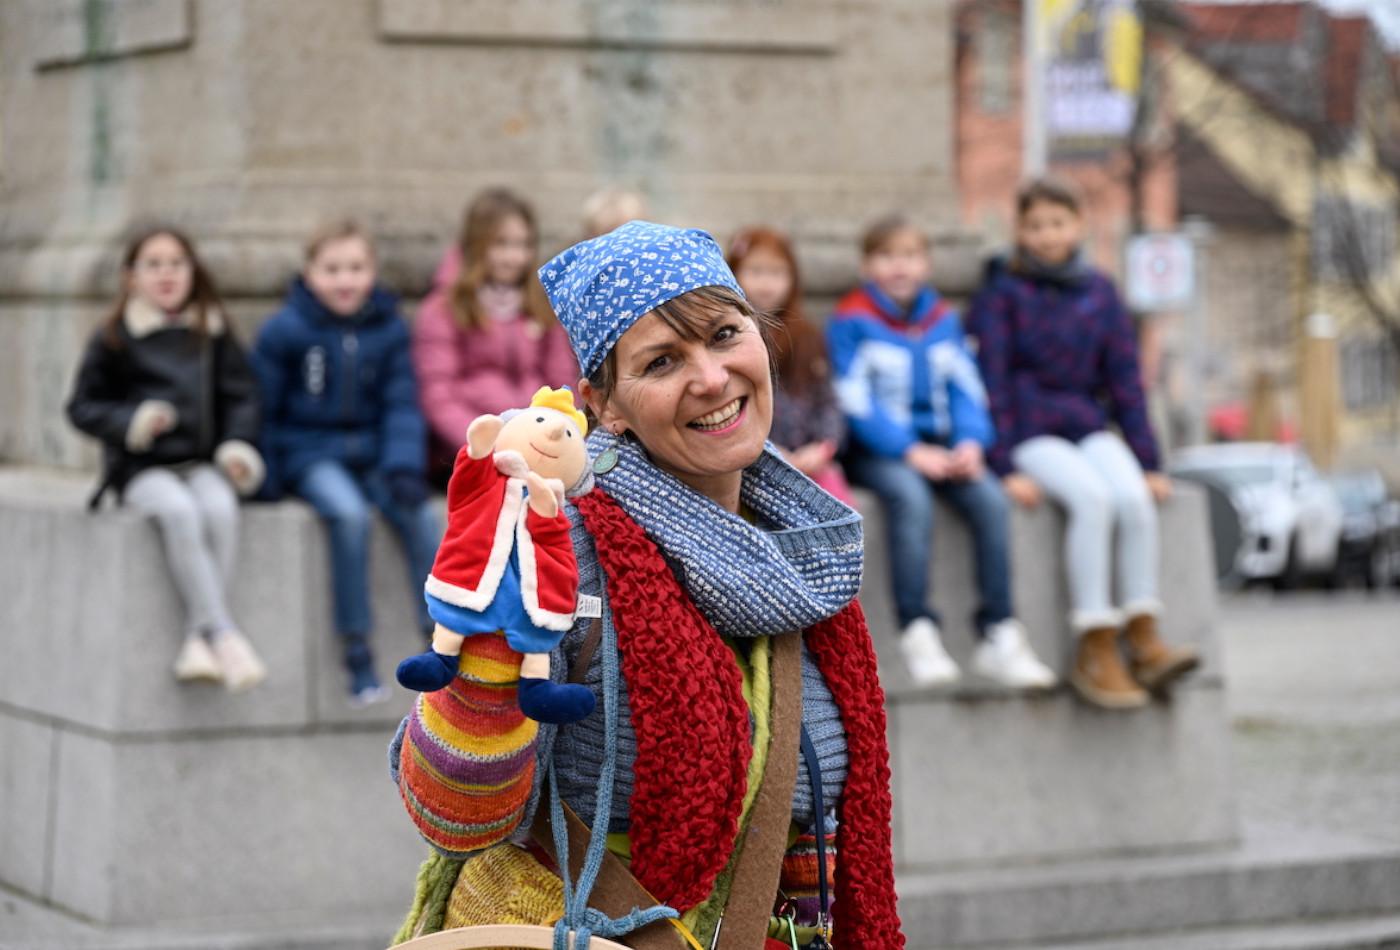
[
  {"left": 899, "top": 618, "right": 961, "bottom": 686},
  {"left": 173, "top": 635, "right": 223, "bottom": 683},
  {"left": 973, "top": 619, "right": 1058, "bottom": 689},
  {"left": 209, "top": 630, "right": 268, "bottom": 692},
  {"left": 348, "top": 684, "right": 391, "bottom": 708}
]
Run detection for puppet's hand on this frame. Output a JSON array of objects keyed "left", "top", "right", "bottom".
[
  {"left": 466, "top": 415, "right": 505, "bottom": 459},
  {"left": 524, "top": 471, "right": 564, "bottom": 518}
]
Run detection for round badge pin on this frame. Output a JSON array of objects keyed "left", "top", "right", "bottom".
[{"left": 593, "top": 448, "right": 619, "bottom": 475}]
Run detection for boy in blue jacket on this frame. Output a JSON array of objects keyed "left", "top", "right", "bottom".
[
  {"left": 254, "top": 221, "right": 442, "bottom": 706},
  {"left": 828, "top": 215, "right": 1054, "bottom": 690}
]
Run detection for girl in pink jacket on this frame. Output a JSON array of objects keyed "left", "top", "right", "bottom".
[{"left": 412, "top": 188, "right": 578, "bottom": 477}]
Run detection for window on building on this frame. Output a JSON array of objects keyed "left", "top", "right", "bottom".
[
  {"left": 1312, "top": 196, "right": 1398, "bottom": 282},
  {"left": 978, "top": 8, "right": 1015, "bottom": 114},
  {"left": 1341, "top": 335, "right": 1399, "bottom": 410}
]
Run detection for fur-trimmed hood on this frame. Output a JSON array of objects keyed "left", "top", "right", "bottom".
[{"left": 123, "top": 296, "right": 226, "bottom": 339}]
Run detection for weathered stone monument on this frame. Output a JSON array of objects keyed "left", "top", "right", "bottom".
[{"left": 0, "top": 0, "right": 964, "bottom": 473}]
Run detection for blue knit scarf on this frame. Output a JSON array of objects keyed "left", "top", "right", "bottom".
[{"left": 587, "top": 430, "right": 864, "bottom": 638}]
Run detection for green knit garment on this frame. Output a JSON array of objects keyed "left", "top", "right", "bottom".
[
  {"left": 392, "top": 850, "right": 464, "bottom": 944},
  {"left": 680, "top": 633, "right": 774, "bottom": 946}
]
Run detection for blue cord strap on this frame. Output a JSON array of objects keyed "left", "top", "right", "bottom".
[
  {"left": 798, "top": 724, "right": 832, "bottom": 945},
  {"left": 549, "top": 591, "right": 678, "bottom": 949}
]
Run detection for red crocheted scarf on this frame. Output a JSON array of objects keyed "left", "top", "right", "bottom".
[{"left": 573, "top": 490, "right": 904, "bottom": 949}]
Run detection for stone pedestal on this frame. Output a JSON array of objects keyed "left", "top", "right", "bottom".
[
  {"left": 0, "top": 469, "right": 428, "bottom": 932},
  {"left": 0, "top": 470, "right": 1237, "bottom": 937},
  {"left": 859, "top": 483, "right": 1240, "bottom": 869}
]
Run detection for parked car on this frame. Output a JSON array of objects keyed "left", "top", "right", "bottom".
[
  {"left": 1327, "top": 469, "right": 1400, "bottom": 589},
  {"left": 1169, "top": 443, "right": 1344, "bottom": 589}
]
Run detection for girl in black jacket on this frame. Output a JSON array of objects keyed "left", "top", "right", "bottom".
[{"left": 67, "top": 225, "right": 269, "bottom": 691}]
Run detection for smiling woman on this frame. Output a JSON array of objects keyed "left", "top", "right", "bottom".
[
  {"left": 390, "top": 222, "right": 905, "bottom": 950},
  {"left": 581, "top": 286, "right": 777, "bottom": 512}
]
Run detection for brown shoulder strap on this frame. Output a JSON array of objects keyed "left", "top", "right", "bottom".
[
  {"left": 568, "top": 618, "right": 604, "bottom": 685},
  {"left": 715, "top": 631, "right": 803, "bottom": 949}
]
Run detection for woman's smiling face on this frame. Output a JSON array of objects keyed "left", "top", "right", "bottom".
[{"left": 585, "top": 300, "right": 773, "bottom": 506}]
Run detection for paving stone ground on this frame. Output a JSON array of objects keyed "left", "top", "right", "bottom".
[{"left": 1223, "top": 588, "right": 1400, "bottom": 849}]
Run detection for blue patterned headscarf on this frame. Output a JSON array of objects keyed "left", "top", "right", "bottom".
[{"left": 538, "top": 221, "right": 745, "bottom": 379}]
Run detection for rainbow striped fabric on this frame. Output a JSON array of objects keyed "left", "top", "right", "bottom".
[
  {"left": 397, "top": 632, "right": 539, "bottom": 857},
  {"left": 778, "top": 822, "right": 838, "bottom": 927}
]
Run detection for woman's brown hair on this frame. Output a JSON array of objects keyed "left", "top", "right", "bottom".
[
  {"left": 449, "top": 188, "right": 556, "bottom": 333},
  {"left": 103, "top": 224, "right": 223, "bottom": 349},
  {"left": 726, "top": 226, "right": 828, "bottom": 397}
]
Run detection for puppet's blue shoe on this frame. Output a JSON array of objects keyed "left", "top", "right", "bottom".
[
  {"left": 396, "top": 650, "right": 459, "bottom": 692},
  {"left": 519, "top": 678, "right": 596, "bottom": 724}
]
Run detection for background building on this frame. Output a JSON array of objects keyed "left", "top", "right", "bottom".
[{"left": 955, "top": 0, "right": 1400, "bottom": 472}]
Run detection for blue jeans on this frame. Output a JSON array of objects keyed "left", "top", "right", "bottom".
[
  {"left": 845, "top": 452, "right": 1013, "bottom": 635},
  {"left": 294, "top": 460, "right": 442, "bottom": 639}
]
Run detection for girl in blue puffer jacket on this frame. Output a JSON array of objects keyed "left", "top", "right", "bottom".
[{"left": 254, "top": 221, "right": 443, "bottom": 706}]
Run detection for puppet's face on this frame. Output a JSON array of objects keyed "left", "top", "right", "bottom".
[{"left": 497, "top": 409, "right": 588, "bottom": 486}]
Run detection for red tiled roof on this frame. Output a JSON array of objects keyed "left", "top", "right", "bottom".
[
  {"left": 1183, "top": 2, "right": 1387, "bottom": 138},
  {"left": 1182, "top": 2, "right": 1309, "bottom": 44},
  {"left": 1326, "top": 16, "right": 1369, "bottom": 127}
]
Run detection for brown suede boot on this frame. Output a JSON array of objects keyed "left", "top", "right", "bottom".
[
  {"left": 1124, "top": 614, "right": 1200, "bottom": 691},
  {"left": 1070, "top": 627, "right": 1148, "bottom": 709}
]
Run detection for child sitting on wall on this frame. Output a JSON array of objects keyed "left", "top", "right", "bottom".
[
  {"left": 828, "top": 215, "right": 1055, "bottom": 690},
  {"left": 253, "top": 220, "right": 442, "bottom": 706}
]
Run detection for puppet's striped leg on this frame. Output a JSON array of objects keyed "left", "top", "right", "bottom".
[{"left": 397, "top": 632, "right": 538, "bottom": 855}]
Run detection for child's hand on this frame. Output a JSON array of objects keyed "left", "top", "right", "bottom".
[
  {"left": 905, "top": 443, "right": 953, "bottom": 481},
  {"left": 1002, "top": 473, "right": 1043, "bottom": 508},
  {"left": 465, "top": 415, "right": 504, "bottom": 459},
  {"left": 213, "top": 440, "right": 265, "bottom": 496},
  {"left": 949, "top": 441, "right": 985, "bottom": 480},
  {"left": 125, "top": 399, "right": 177, "bottom": 453},
  {"left": 524, "top": 470, "right": 564, "bottom": 518},
  {"left": 225, "top": 457, "right": 250, "bottom": 484},
  {"left": 1145, "top": 472, "right": 1174, "bottom": 502},
  {"left": 151, "top": 407, "right": 176, "bottom": 435}
]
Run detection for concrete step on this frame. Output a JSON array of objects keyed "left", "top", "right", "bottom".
[
  {"left": 0, "top": 884, "right": 389, "bottom": 950},
  {"left": 972, "top": 913, "right": 1400, "bottom": 950},
  {"left": 898, "top": 822, "right": 1400, "bottom": 948}
]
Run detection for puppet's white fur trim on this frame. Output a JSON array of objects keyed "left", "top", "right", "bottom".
[
  {"left": 515, "top": 509, "right": 575, "bottom": 632},
  {"left": 425, "top": 476, "right": 525, "bottom": 610},
  {"left": 493, "top": 450, "right": 529, "bottom": 477}
]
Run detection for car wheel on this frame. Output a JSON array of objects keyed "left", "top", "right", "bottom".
[
  {"left": 1375, "top": 541, "right": 1400, "bottom": 590},
  {"left": 1364, "top": 546, "right": 1385, "bottom": 589},
  {"left": 1273, "top": 535, "right": 1303, "bottom": 592}
]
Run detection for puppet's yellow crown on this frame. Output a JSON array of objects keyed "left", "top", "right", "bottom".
[{"left": 530, "top": 386, "right": 588, "bottom": 437}]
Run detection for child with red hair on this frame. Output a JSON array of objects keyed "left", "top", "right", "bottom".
[{"left": 727, "top": 226, "right": 853, "bottom": 503}]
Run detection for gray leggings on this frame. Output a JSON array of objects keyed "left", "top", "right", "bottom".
[
  {"left": 124, "top": 464, "right": 240, "bottom": 637},
  {"left": 1011, "top": 432, "right": 1162, "bottom": 633}
]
